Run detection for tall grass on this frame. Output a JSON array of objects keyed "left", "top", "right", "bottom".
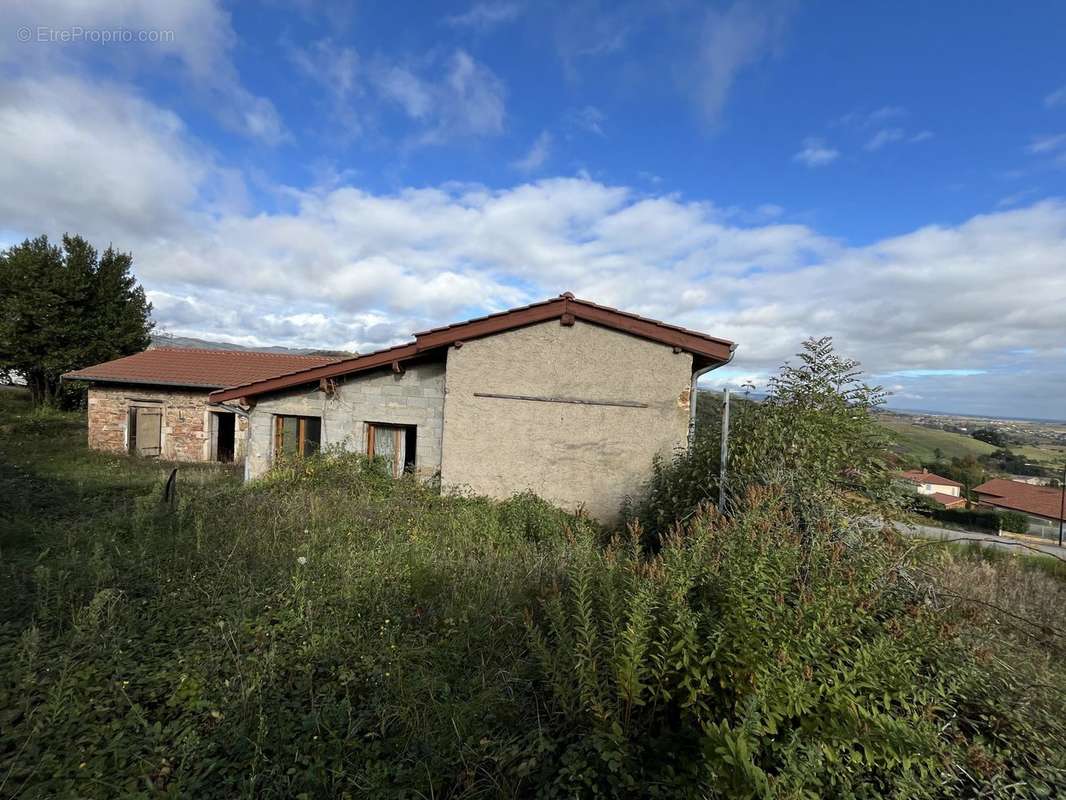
[{"left": 1, "top": 388, "right": 1064, "bottom": 798}]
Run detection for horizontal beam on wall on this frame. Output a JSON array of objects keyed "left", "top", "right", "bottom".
[{"left": 473, "top": 392, "right": 648, "bottom": 408}]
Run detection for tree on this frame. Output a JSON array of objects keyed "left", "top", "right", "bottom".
[
  {"left": 0, "top": 234, "right": 152, "bottom": 407},
  {"left": 727, "top": 336, "right": 895, "bottom": 527},
  {"left": 632, "top": 337, "right": 896, "bottom": 538},
  {"left": 972, "top": 427, "right": 1008, "bottom": 447}
]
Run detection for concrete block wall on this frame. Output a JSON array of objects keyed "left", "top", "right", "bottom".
[
  {"left": 440, "top": 319, "right": 693, "bottom": 523},
  {"left": 245, "top": 360, "right": 446, "bottom": 479}
]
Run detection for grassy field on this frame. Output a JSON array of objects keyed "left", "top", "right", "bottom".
[
  {"left": 1016, "top": 443, "right": 1066, "bottom": 472},
  {"left": 880, "top": 417, "right": 998, "bottom": 463},
  {"left": 2, "top": 389, "right": 1065, "bottom": 797}
]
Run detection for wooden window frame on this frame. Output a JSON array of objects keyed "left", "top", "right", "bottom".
[
  {"left": 274, "top": 414, "right": 321, "bottom": 459},
  {"left": 365, "top": 422, "right": 415, "bottom": 478}
]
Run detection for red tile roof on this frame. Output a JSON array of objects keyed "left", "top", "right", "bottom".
[
  {"left": 211, "top": 292, "right": 736, "bottom": 403},
  {"left": 63, "top": 348, "right": 341, "bottom": 390},
  {"left": 929, "top": 492, "right": 966, "bottom": 508},
  {"left": 897, "top": 469, "right": 963, "bottom": 489},
  {"left": 975, "top": 478, "right": 1066, "bottom": 522}
]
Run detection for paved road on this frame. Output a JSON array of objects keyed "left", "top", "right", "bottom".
[{"left": 896, "top": 520, "right": 1066, "bottom": 560}]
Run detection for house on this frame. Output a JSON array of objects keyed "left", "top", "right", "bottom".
[
  {"left": 897, "top": 468, "right": 966, "bottom": 509},
  {"left": 63, "top": 349, "right": 339, "bottom": 463},
  {"left": 897, "top": 468, "right": 965, "bottom": 508},
  {"left": 209, "top": 293, "right": 736, "bottom": 522},
  {"left": 974, "top": 478, "right": 1065, "bottom": 538}
]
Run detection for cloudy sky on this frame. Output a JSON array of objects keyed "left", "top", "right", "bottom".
[{"left": 2, "top": 1, "right": 1065, "bottom": 419}]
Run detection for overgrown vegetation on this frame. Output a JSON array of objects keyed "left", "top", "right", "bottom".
[
  {"left": 2, "top": 332, "right": 1065, "bottom": 798},
  {"left": 910, "top": 496, "right": 1030, "bottom": 534},
  {"left": 632, "top": 337, "right": 897, "bottom": 540}
]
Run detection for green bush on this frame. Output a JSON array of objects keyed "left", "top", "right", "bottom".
[
  {"left": 922, "top": 506, "right": 1031, "bottom": 535},
  {"left": 630, "top": 337, "right": 899, "bottom": 545},
  {"left": 997, "top": 510, "right": 1030, "bottom": 534},
  {"left": 528, "top": 490, "right": 1066, "bottom": 798}
]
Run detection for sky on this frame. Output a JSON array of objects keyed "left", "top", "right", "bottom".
[{"left": 1, "top": 1, "right": 1065, "bottom": 419}]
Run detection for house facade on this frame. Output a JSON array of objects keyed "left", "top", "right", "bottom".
[
  {"left": 896, "top": 468, "right": 965, "bottom": 509},
  {"left": 211, "top": 294, "right": 736, "bottom": 522},
  {"left": 63, "top": 349, "right": 339, "bottom": 464},
  {"left": 974, "top": 478, "right": 1066, "bottom": 539}
]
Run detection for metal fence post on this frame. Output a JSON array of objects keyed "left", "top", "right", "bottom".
[{"left": 718, "top": 389, "right": 730, "bottom": 512}]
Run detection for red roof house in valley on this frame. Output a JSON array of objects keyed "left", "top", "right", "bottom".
[
  {"left": 974, "top": 478, "right": 1066, "bottom": 537},
  {"left": 897, "top": 468, "right": 964, "bottom": 501},
  {"left": 63, "top": 349, "right": 340, "bottom": 463}
]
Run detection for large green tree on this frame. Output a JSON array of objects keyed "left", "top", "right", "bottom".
[{"left": 0, "top": 234, "right": 153, "bottom": 406}]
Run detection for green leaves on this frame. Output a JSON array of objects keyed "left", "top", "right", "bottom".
[
  {"left": 632, "top": 336, "right": 900, "bottom": 544},
  {"left": 529, "top": 493, "right": 1066, "bottom": 797},
  {"left": 0, "top": 234, "right": 152, "bottom": 406}
]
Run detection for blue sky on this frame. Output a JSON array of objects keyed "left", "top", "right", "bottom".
[{"left": 2, "top": 1, "right": 1065, "bottom": 419}]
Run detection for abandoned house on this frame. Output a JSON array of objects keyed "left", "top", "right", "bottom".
[
  {"left": 63, "top": 349, "right": 339, "bottom": 463},
  {"left": 209, "top": 294, "right": 736, "bottom": 521}
]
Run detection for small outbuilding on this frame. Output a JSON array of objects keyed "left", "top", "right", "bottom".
[
  {"left": 63, "top": 349, "right": 339, "bottom": 464},
  {"left": 210, "top": 294, "right": 736, "bottom": 522}
]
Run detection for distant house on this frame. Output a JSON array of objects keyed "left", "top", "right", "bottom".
[
  {"left": 897, "top": 468, "right": 966, "bottom": 509},
  {"left": 974, "top": 478, "right": 1065, "bottom": 538},
  {"left": 209, "top": 294, "right": 735, "bottom": 522},
  {"left": 63, "top": 349, "right": 339, "bottom": 463}
]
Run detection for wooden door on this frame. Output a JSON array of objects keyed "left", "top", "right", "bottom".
[{"left": 134, "top": 407, "right": 162, "bottom": 457}]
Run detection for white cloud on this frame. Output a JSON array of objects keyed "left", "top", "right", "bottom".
[
  {"left": 1028, "top": 133, "right": 1066, "bottom": 154},
  {"left": 692, "top": 1, "right": 791, "bottom": 124},
  {"left": 552, "top": 1, "right": 639, "bottom": 79},
  {"left": 4, "top": 74, "right": 1066, "bottom": 417},
  {"left": 1044, "top": 85, "right": 1066, "bottom": 109},
  {"left": 288, "top": 39, "right": 361, "bottom": 101},
  {"left": 0, "top": 75, "right": 219, "bottom": 239},
  {"left": 512, "top": 131, "right": 552, "bottom": 172},
  {"left": 793, "top": 137, "right": 839, "bottom": 167},
  {"left": 865, "top": 128, "right": 905, "bottom": 151},
  {"left": 866, "top": 105, "right": 906, "bottom": 124},
  {"left": 445, "top": 2, "right": 523, "bottom": 30},
  {"left": 284, "top": 43, "right": 507, "bottom": 146},
  {"left": 2, "top": 0, "right": 286, "bottom": 144},
  {"left": 837, "top": 105, "right": 907, "bottom": 129},
  {"left": 567, "top": 105, "right": 607, "bottom": 136},
  {"left": 909, "top": 130, "right": 933, "bottom": 143},
  {"left": 371, "top": 50, "right": 506, "bottom": 144}
]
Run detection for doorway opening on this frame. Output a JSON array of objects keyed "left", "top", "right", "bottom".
[
  {"left": 211, "top": 411, "right": 236, "bottom": 463},
  {"left": 128, "top": 404, "right": 162, "bottom": 457}
]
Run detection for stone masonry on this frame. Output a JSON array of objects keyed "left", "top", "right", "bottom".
[{"left": 87, "top": 385, "right": 248, "bottom": 462}]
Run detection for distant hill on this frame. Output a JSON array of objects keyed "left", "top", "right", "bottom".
[
  {"left": 151, "top": 335, "right": 354, "bottom": 359},
  {"left": 879, "top": 417, "right": 998, "bottom": 463}
]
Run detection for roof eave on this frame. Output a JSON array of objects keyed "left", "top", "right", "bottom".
[
  {"left": 62, "top": 374, "right": 227, "bottom": 390},
  {"left": 211, "top": 295, "right": 736, "bottom": 403}
]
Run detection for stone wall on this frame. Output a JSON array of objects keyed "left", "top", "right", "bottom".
[
  {"left": 439, "top": 319, "right": 693, "bottom": 523},
  {"left": 86, "top": 385, "right": 248, "bottom": 462},
  {"left": 245, "top": 360, "right": 446, "bottom": 479}
]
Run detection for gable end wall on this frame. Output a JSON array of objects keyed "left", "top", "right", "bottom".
[{"left": 439, "top": 319, "right": 694, "bottom": 522}]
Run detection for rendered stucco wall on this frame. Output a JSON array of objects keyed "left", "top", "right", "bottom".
[
  {"left": 86, "top": 385, "right": 248, "bottom": 462},
  {"left": 440, "top": 319, "right": 694, "bottom": 522},
  {"left": 245, "top": 361, "right": 446, "bottom": 479}
]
